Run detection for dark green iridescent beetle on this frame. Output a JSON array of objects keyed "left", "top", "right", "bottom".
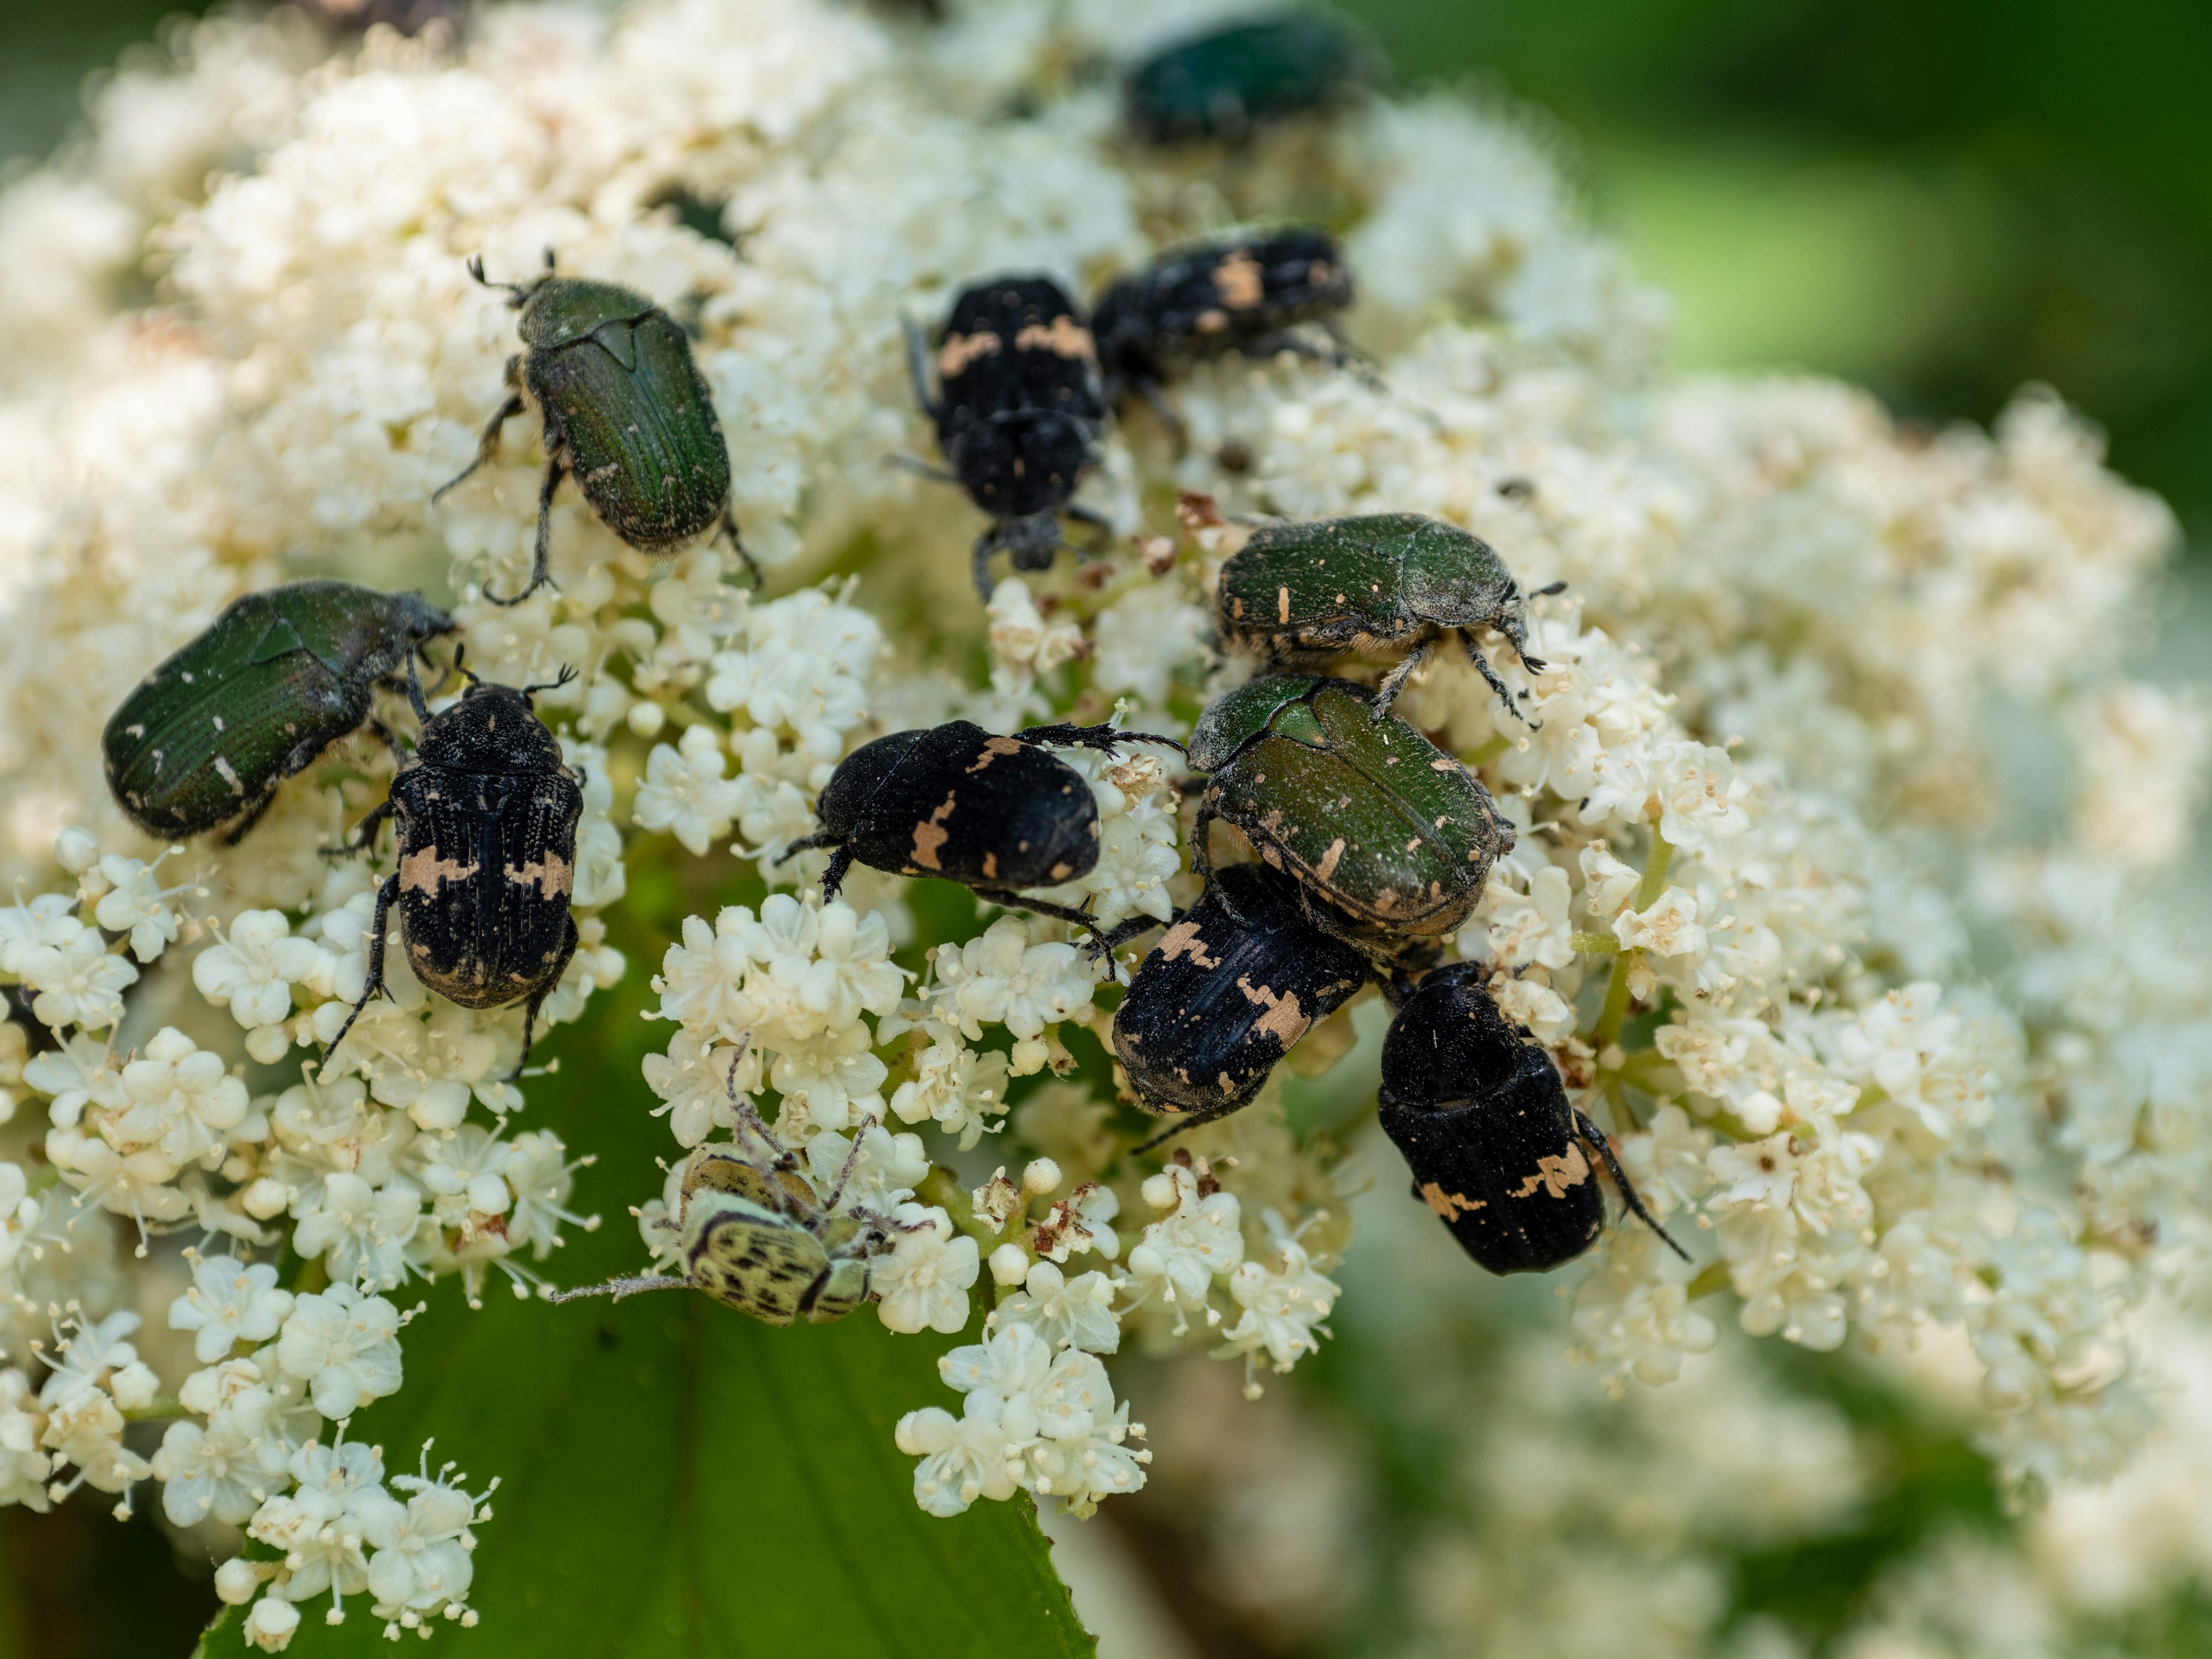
[
  {"left": 435, "top": 253, "right": 751, "bottom": 606},
  {"left": 1124, "top": 11, "right": 1382, "bottom": 145},
  {"left": 1216, "top": 513, "right": 1559, "bottom": 724},
  {"left": 102, "top": 581, "right": 453, "bottom": 844},
  {"left": 1186, "top": 674, "right": 1511, "bottom": 952}
]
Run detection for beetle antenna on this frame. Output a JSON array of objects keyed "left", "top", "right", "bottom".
[
  {"left": 1532, "top": 579, "right": 1569, "bottom": 597},
  {"left": 818, "top": 1113, "right": 876, "bottom": 1214},
  {"left": 549, "top": 1275, "right": 690, "bottom": 1304},
  {"left": 518, "top": 664, "right": 579, "bottom": 702},
  {"left": 1573, "top": 1108, "right": 1691, "bottom": 1263},
  {"left": 464, "top": 253, "right": 533, "bottom": 306}
]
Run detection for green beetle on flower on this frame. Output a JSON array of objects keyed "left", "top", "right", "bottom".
[
  {"left": 101, "top": 579, "right": 454, "bottom": 845},
  {"left": 1215, "top": 512, "right": 1559, "bottom": 724},
  {"left": 1185, "top": 673, "right": 1513, "bottom": 955},
  {"left": 436, "top": 252, "right": 752, "bottom": 606}
]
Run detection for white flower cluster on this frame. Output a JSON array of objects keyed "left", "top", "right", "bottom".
[{"left": 0, "top": 0, "right": 2199, "bottom": 1625}]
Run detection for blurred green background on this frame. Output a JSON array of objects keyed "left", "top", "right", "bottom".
[{"left": 0, "top": 2, "right": 2206, "bottom": 1654}]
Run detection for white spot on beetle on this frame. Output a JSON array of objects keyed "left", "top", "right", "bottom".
[{"left": 213, "top": 756, "right": 243, "bottom": 795}]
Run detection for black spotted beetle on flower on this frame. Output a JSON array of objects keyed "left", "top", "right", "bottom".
[
  {"left": 1216, "top": 511, "right": 1561, "bottom": 724},
  {"left": 1378, "top": 961, "right": 1683, "bottom": 1274},
  {"left": 1185, "top": 673, "right": 1512, "bottom": 957},
  {"left": 1092, "top": 226, "right": 1356, "bottom": 435},
  {"left": 786, "top": 718, "right": 1180, "bottom": 953},
  {"left": 904, "top": 275, "right": 1109, "bottom": 599},
  {"left": 1123, "top": 11, "right": 1382, "bottom": 145},
  {"left": 1112, "top": 862, "right": 1371, "bottom": 1126},
  {"left": 103, "top": 580, "right": 454, "bottom": 845},
  {"left": 436, "top": 252, "right": 748, "bottom": 607},
  {"left": 324, "top": 658, "right": 583, "bottom": 1076}
]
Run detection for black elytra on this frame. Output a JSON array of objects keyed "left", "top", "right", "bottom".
[
  {"left": 785, "top": 719, "right": 1181, "bottom": 955},
  {"left": 1112, "top": 862, "right": 1370, "bottom": 1126},
  {"left": 1377, "top": 962, "right": 1685, "bottom": 1274},
  {"left": 323, "top": 657, "right": 584, "bottom": 1079},
  {"left": 903, "top": 275, "right": 1109, "bottom": 598},
  {"left": 1092, "top": 226, "right": 1357, "bottom": 435}
]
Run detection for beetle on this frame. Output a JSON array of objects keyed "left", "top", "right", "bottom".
[
  {"left": 1378, "top": 961, "right": 1683, "bottom": 1273},
  {"left": 103, "top": 581, "right": 454, "bottom": 845},
  {"left": 1112, "top": 862, "right": 1370, "bottom": 1124},
  {"left": 1185, "top": 674, "right": 1510, "bottom": 952},
  {"left": 322, "top": 660, "right": 583, "bottom": 1076},
  {"left": 1124, "top": 11, "right": 1381, "bottom": 144},
  {"left": 1216, "top": 512, "right": 1562, "bottom": 723},
  {"left": 434, "top": 252, "right": 749, "bottom": 607},
  {"left": 1092, "top": 227, "right": 1356, "bottom": 433},
  {"left": 552, "top": 1066, "right": 914, "bottom": 1324},
  {"left": 903, "top": 275, "right": 1109, "bottom": 599},
  {"left": 785, "top": 719, "right": 1180, "bottom": 954}
]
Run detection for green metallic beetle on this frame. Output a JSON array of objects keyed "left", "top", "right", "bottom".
[
  {"left": 102, "top": 580, "right": 454, "bottom": 845},
  {"left": 435, "top": 253, "right": 751, "bottom": 607},
  {"left": 1216, "top": 512, "right": 1560, "bottom": 725},
  {"left": 551, "top": 1074, "right": 910, "bottom": 1325},
  {"left": 1187, "top": 674, "right": 1512, "bottom": 950},
  {"left": 1124, "top": 12, "right": 1383, "bottom": 145}
]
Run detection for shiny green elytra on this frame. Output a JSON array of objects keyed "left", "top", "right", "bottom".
[
  {"left": 101, "top": 580, "right": 453, "bottom": 845},
  {"left": 1217, "top": 512, "right": 1546, "bottom": 722},
  {"left": 551, "top": 1124, "right": 900, "bottom": 1325},
  {"left": 1188, "top": 674, "right": 1511, "bottom": 944},
  {"left": 1124, "top": 11, "right": 1381, "bottom": 143},
  {"left": 437, "top": 256, "right": 743, "bottom": 607}
]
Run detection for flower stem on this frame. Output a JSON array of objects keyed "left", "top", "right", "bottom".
[{"left": 123, "top": 1396, "right": 192, "bottom": 1422}]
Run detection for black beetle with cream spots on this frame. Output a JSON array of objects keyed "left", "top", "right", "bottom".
[
  {"left": 1092, "top": 226, "right": 1355, "bottom": 437},
  {"left": 103, "top": 581, "right": 454, "bottom": 846},
  {"left": 904, "top": 275, "right": 1109, "bottom": 597},
  {"left": 324, "top": 660, "right": 582, "bottom": 1076},
  {"left": 1112, "top": 862, "right": 1370, "bottom": 1125},
  {"left": 1378, "top": 963, "right": 1683, "bottom": 1274},
  {"left": 786, "top": 719, "right": 1180, "bottom": 953}
]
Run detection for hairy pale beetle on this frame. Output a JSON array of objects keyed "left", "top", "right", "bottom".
[{"left": 553, "top": 1063, "right": 918, "bottom": 1325}]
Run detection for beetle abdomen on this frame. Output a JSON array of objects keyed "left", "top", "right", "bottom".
[
  {"left": 847, "top": 723, "right": 1101, "bottom": 889},
  {"left": 392, "top": 768, "right": 582, "bottom": 1010},
  {"left": 529, "top": 309, "right": 730, "bottom": 548},
  {"left": 1113, "top": 863, "right": 1368, "bottom": 1118}
]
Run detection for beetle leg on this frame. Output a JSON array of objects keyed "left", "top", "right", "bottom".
[
  {"left": 815, "top": 1113, "right": 877, "bottom": 1214},
  {"left": 1573, "top": 1108, "right": 1691, "bottom": 1263},
  {"left": 714, "top": 503, "right": 763, "bottom": 589},
  {"left": 221, "top": 787, "right": 282, "bottom": 848},
  {"left": 431, "top": 385, "right": 524, "bottom": 503},
  {"left": 1078, "top": 913, "right": 1164, "bottom": 963},
  {"left": 901, "top": 315, "right": 941, "bottom": 421},
  {"left": 1133, "top": 376, "right": 1188, "bottom": 454},
  {"left": 364, "top": 718, "right": 408, "bottom": 768},
  {"left": 508, "top": 912, "right": 579, "bottom": 1080},
  {"left": 817, "top": 844, "right": 855, "bottom": 903},
  {"left": 971, "top": 889, "right": 1105, "bottom": 935},
  {"left": 1015, "top": 721, "right": 1188, "bottom": 758},
  {"left": 483, "top": 457, "right": 567, "bottom": 607},
  {"left": 971, "top": 526, "right": 1002, "bottom": 601},
  {"left": 1063, "top": 503, "right": 1115, "bottom": 550},
  {"left": 323, "top": 798, "right": 395, "bottom": 861},
  {"left": 320, "top": 874, "right": 400, "bottom": 1070},
  {"left": 1457, "top": 630, "right": 1536, "bottom": 730},
  {"left": 1369, "top": 641, "right": 1430, "bottom": 721},
  {"left": 548, "top": 1274, "right": 692, "bottom": 1304}
]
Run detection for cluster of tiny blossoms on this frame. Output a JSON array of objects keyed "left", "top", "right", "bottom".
[{"left": 0, "top": 0, "right": 2199, "bottom": 1634}]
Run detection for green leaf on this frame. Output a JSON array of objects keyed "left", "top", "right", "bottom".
[{"left": 197, "top": 856, "right": 1094, "bottom": 1659}]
